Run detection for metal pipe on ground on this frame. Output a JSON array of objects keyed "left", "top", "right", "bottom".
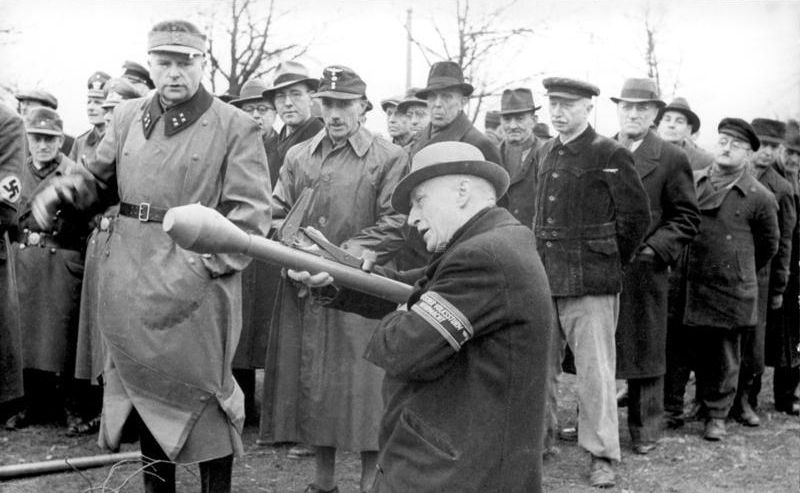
[{"left": 0, "top": 451, "right": 142, "bottom": 480}]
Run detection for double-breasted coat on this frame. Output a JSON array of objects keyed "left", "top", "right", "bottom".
[
  {"left": 322, "top": 207, "right": 553, "bottom": 493},
  {"left": 67, "top": 86, "right": 271, "bottom": 462},
  {"left": 615, "top": 130, "right": 700, "bottom": 379}
]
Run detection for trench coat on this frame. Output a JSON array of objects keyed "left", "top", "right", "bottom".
[
  {"left": 614, "top": 131, "right": 700, "bottom": 379},
  {"left": 499, "top": 135, "right": 544, "bottom": 227},
  {"left": 680, "top": 169, "right": 779, "bottom": 329},
  {"left": 322, "top": 207, "right": 553, "bottom": 493},
  {"left": 409, "top": 111, "right": 502, "bottom": 164},
  {"left": 16, "top": 154, "right": 93, "bottom": 374},
  {"left": 260, "top": 126, "right": 407, "bottom": 450},
  {"left": 0, "top": 104, "right": 23, "bottom": 404},
  {"left": 67, "top": 85, "right": 271, "bottom": 462}
]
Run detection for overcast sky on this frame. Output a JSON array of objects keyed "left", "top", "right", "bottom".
[{"left": 1, "top": 0, "right": 798, "bottom": 148}]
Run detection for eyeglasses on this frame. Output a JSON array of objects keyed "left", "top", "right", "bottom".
[
  {"left": 717, "top": 136, "right": 750, "bottom": 151},
  {"left": 242, "top": 104, "right": 274, "bottom": 114}
]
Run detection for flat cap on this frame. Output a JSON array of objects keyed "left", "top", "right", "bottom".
[
  {"left": 785, "top": 134, "right": 800, "bottom": 154},
  {"left": 380, "top": 95, "right": 403, "bottom": 112},
  {"left": 718, "top": 117, "right": 760, "bottom": 151},
  {"left": 543, "top": 77, "right": 600, "bottom": 99},
  {"left": 24, "top": 107, "right": 63, "bottom": 136},
  {"left": 750, "top": 118, "right": 786, "bottom": 145},
  {"left": 15, "top": 89, "right": 58, "bottom": 109}
]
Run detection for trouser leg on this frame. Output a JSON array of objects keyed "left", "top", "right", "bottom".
[
  {"left": 233, "top": 368, "right": 256, "bottom": 425},
  {"left": 556, "top": 294, "right": 620, "bottom": 461},
  {"left": 627, "top": 376, "right": 663, "bottom": 445},
  {"left": 543, "top": 309, "right": 565, "bottom": 452},
  {"left": 735, "top": 325, "right": 763, "bottom": 412},
  {"left": 199, "top": 454, "right": 233, "bottom": 493},
  {"left": 663, "top": 319, "right": 692, "bottom": 417},
  {"left": 694, "top": 327, "right": 741, "bottom": 419},
  {"left": 138, "top": 416, "right": 176, "bottom": 493},
  {"left": 774, "top": 366, "right": 800, "bottom": 408}
]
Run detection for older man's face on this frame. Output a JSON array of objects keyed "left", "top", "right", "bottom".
[
  {"left": 320, "top": 97, "right": 363, "bottom": 144},
  {"left": 406, "top": 104, "right": 430, "bottom": 134},
  {"left": 427, "top": 88, "right": 466, "bottom": 129},
  {"left": 657, "top": 110, "right": 692, "bottom": 143},
  {"left": 408, "top": 176, "right": 461, "bottom": 252},
  {"left": 502, "top": 112, "right": 536, "bottom": 145},
  {"left": 784, "top": 146, "right": 800, "bottom": 168},
  {"left": 242, "top": 100, "right": 276, "bottom": 131},
  {"left": 617, "top": 101, "right": 658, "bottom": 140},
  {"left": 753, "top": 141, "right": 781, "bottom": 168},
  {"left": 274, "top": 82, "right": 314, "bottom": 127},
  {"left": 548, "top": 96, "right": 592, "bottom": 138},
  {"left": 27, "top": 133, "right": 63, "bottom": 164},
  {"left": 386, "top": 105, "right": 410, "bottom": 139},
  {"left": 149, "top": 51, "right": 205, "bottom": 106},
  {"left": 714, "top": 133, "right": 752, "bottom": 170}
]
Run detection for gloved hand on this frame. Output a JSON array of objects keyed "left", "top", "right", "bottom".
[{"left": 31, "top": 174, "right": 91, "bottom": 230}]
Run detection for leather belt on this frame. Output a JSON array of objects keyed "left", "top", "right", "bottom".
[{"left": 119, "top": 202, "right": 168, "bottom": 223}]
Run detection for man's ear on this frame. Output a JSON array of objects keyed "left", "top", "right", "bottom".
[{"left": 455, "top": 178, "right": 471, "bottom": 207}]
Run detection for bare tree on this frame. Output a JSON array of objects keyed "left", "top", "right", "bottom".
[
  {"left": 406, "top": 0, "right": 540, "bottom": 123},
  {"left": 201, "top": 0, "right": 311, "bottom": 95},
  {"left": 637, "top": 2, "right": 683, "bottom": 99}
]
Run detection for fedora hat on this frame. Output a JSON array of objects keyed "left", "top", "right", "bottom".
[
  {"left": 230, "top": 79, "right": 272, "bottom": 108},
  {"left": 415, "top": 61, "right": 474, "bottom": 100},
  {"left": 610, "top": 78, "right": 665, "bottom": 107},
  {"left": 262, "top": 61, "right": 320, "bottom": 101},
  {"left": 380, "top": 95, "right": 403, "bottom": 112},
  {"left": 391, "top": 142, "right": 509, "bottom": 214},
  {"left": 497, "top": 88, "right": 540, "bottom": 115},
  {"left": 656, "top": 97, "right": 701, "bottom": 134}
]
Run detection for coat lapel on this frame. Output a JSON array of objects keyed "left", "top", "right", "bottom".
[{"left": 632, "top": 130, "right": 661, "bottom": 179}]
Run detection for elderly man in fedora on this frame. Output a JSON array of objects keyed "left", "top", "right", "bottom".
[
  {"left": 289, "top": 141, "right": 553, "bottom": 493},
  {"left": 267, "top": 65, "right": 408, "bottom": 493},
  {"left": 29, "top": 19, "right": 271, "bottom": 492},
  {"left": 537, "top": 77, "right": 650, "bottom": 487},
  {"left": 610, "top": 78, "right": 700, "bottom": 454},
  {"left": 410, "top": 61, "right": 501, "bottom": 164},
  {"left": 497, "top": 87, "right": 543, "bottom": 227},
  {"left": 656, "top": 97, "right": 714, "bottom": 170}
]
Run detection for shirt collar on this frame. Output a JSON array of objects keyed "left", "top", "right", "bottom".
[
  {"left": 554, "top": 124, "right": 595, "bottom": 155},
  {"left": 142, "top": 84, "right": 214, "bottom": 139},
  {"left": 309, "top": 124, "right": 374, "bottom": 158}
]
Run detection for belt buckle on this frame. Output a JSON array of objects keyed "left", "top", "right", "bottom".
[
  {"left": 28, "top": 232, "right": 41, "bottom": 246},
  {"left": 138, "top": 202, "right": 150, "bottom": 222}
]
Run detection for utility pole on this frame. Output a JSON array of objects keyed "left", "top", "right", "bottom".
[{"left": 405, "top": 8, "right": 412, "bottom": 91}]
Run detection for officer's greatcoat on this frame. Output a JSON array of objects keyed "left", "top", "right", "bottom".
[{"left": 77, "top": 86, "right": 270, "bottom": 462}]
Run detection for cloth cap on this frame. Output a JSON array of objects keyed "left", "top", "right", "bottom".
[
  {"left": 396, "top": 87, "right": 427, "bottom": 113},
  {"left": 750, "top": 118, "right": 786, "bottom": 145},
  {"left": 498, "top": 88, "right": 540, "bottom": 115},
  {"left": 656, "top": 97, "right": 701, "bottom": 133},
  {"left": 391, "top": 141, "right": 509, "bottom": 214},
  {"left": 610, "top": 78, "right": 665, "bottom": 107},
  {"left": 14, "top": 89, "right": 58, "bottom": 109},
  {"left": 415, "top": 61, "right": 474, "bottom": 99},
  {"left": 230, "top": 79, "right": 273, "bottom": 108},
  {"left": 542, "top": 77, "right": 599, "bottom": 100},
  {"left": 24, "top": 107, "right": 63, "bottom": 136},
  {"left": 718, "top": 117, "right": 760, "bottom": 151},
  {"left": 314, "top": 65, "right": 367, "bottom": 100},
  {"left": 148, "top": 20, "right": 206, "bottom": 56},
  {"left": 122, "top": 60, "right": 154, "bottom": 89},
  {"left": 87, "top": 71, "right": 111, "bottom": 99}
]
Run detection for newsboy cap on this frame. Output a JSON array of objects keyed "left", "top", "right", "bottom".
[
  {"left": 656, "top": 97, "right": 701, "bottom": 134},
  {"left": 15, "top": 89, "right": 58, "bottom": 109},
  {"left": 543, "top": 77, "right": 600, "bottom": 100},
  {"left": 750, "top": 118, "right": 786, "bottom": 145},
  {"left": 718, "top": 118, "right": 760, "bottom": 151},
  {"left": 415, "top": 61, "right": 474, "bottom": 99},
  {"left": 122, "top": 60, "right": 154, "bottom": 89},
  {"left": 229, "top": 79, "right": 272, "bottom": 108},
  {"left": 391, "top": 141, "right": 509, "bottom": 214},
  {"left": 498, "top": 88, "right": 540, "bottom": 116},
  {"left": 314, "top": 65, "right": 367, "bottom": 100},
  {"left": 24, "top": 107, "right": 63, "bottom": 136},
  {"left": 87, "top": 71, "right": 111, "bottom": 99},
  {"left": 148, "top": 20, "right": 206, "bottom": 56},
  {"left": 610, "top": 78, "right": 665, "bottom": 108}
]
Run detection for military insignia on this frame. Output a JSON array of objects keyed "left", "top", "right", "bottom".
[
  {"left": 28, "top": 232, "right": 40, "bottom": 246},
  {"left": 0, "top": 175, "right": 21, "bottom": 204},
  {"left": 326, "top": 67, "right": 343, "bottom": 90},
  {"left": 411, "top": 291, "right": 473, "bottom": 351}
]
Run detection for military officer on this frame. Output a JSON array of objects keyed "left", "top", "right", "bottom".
[
  {"left": 121, "top": 60, "right": 155, "bottom": 94},
  {"left": 69, "top": 71, "right": 111, "bottom": 165}
]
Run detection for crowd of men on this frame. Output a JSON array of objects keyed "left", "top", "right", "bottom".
[{"left": 0, "top": 17, "right": 799, "bottom": 493}]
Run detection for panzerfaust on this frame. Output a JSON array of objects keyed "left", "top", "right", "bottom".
[{"left": 162, "top": 204, "right": 414, "bottom": 304}]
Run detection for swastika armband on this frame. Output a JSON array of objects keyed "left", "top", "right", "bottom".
[
  {"left": 0, "top": 175, "right": 21, "bottom": 205},
  {"left": 411, "top": 291, "right": 474, "bottom": 351}
]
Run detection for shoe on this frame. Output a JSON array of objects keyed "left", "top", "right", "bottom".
[
  {"left": 732, "top": 403, "right": 760, "bottom": 427},
  {"left": 542, "top": 445, "right": 560, "bottom": 461},
  {"left": 303, "top": 484, "right": 339, "bottom": 493},
  {"left": 616, "top": 389, "right": 629, "bottom": 408},
  {"left": 632, "top": 442, "right": 657, "bottom": 455},
  {"left": 4, "top": 410, "right": 31, "bottom": 431},
  {"left": 775, "top": 402, "right": 800, "bottom": 416},
  {"left": 558, "top": 426, "right": 578, "bottom": 441},
  {"left": 703, "top": 418, "right": 726, "bottom": 441},
  {"left": 663, "top": 412, "right": 685, "bottom": 429},
  {"left": 66, "top": 415, "right": 101, "bottom": 436},
  {"left": 589, "top": 456, "right": 615, "bottom": 488},
  {"left": 288, "top": 444, "right": 315, "bottom": 459},
  {"left": 684, "top": 401, "right": 706, "bottom": 421}
]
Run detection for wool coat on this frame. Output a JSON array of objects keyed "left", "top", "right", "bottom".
[{"left": 409, "top": 111, "right": 502, "bottom": 164}]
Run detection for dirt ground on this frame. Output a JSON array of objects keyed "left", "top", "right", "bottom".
[{"left": 1, "top": 369, "right": 799, "bottom": 493}]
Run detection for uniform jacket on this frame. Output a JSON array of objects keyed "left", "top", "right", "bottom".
[
  {"left": 69, "top": 126, "right": 104, "bottom": 166},
  {"left": 67, "top": 85, "right": 271, "bottom": 461},
  {"left": 499, "top": 135, "right": 545, "bottom": 227},
  {"left": 615, "top": 130, "right": 700, "bottom": 378},
  {"left": 534, "top": 125, "right": 651, "bottom": 296},
  {"left": 409, "top": 112, "right": 502, "bottom": 164},
  {"left": 681, "top": 169, "right": 779, "bottom": 329},
  {"left": 325, "top": 207, "right": 553, "bottom": 493}
]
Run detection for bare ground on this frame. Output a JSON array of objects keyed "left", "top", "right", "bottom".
[{"left": 1, "top": 369, "right": 798, "bottom": 493}]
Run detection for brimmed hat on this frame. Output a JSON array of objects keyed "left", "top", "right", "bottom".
[
  {"left": 656, "top": 97, "right": 701, "bottom": 134},
  {"left": 610, "top": 78, "right": 665, "bottom": 108},
  {"left": 391, "top": 141, "right": 509, "bottom": 214},
  {"left": 380, "top": 95, "right": 403, "bottom": 112},
  {"left": 15, "top": 89, "right": 58, "bottom": 109},
  {"left": 262, "top": 61, "right": 320, "bottom": 101},
  {"left": 147, "top": 20, "right": 206, "bottom": 57},
  {"left": 533, "top": 123, "right": 553, "bottom": 139},
  {"left": 785, "top": 134, "right": 800, "bottom": 154},
  {"left": 751, "top": 118, "right": 786, "bottom": 145},
  {"left": 415, "top": 61, "right": 474, "bottom": 100},
  {"left": 718, "top": 117, "right": 760, "bottom": 151},
  {"left": 87, "top": 71, "right": 111, "bottom": 99},
  {"left": 484, "top": 110, "right": 501, "bottom": 129},
  {"left": 229, "top": 79, "right": 272, "bottom": 108},
  {"left": 313, "top": 65, "right": 366, "bottom": 100},
  {"left": 102, "top": 78, "right": 144, "bottom": 109},
  {"left": 122, "top": 60, "right": 154, "bottom": 89},
  {"left": 396, "top": 87, "right": 427, "bottom": 113},
  {"left": 24, "top": 107, "right": 63, "bottom": 136},
  {"left": 543, "top": 77, "right": 599, "bottom": 100},
  {"left": 498, "top": 88, "right": 540, "bottom": 115}
]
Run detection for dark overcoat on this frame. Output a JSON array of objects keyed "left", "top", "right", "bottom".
[
  {"left": 409, "top": 112, "right": 502, "bottom": 164},
  {"left": 498, "top": 136, "right": 544, "bottom": 228},
  {"left": 325, "top": 207, "right": 552, "bottom": 493},
  {"left": 616, "top": 131, "right": 699, "bottom": 379}
]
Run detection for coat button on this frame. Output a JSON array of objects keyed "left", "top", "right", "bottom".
[
  {"left": 546, "top": 241, "right": 553, "bottom": 247},
  {"left": 547, "top": 217, "right": 554, "bottom": 224},
  {"left": 19, "top": 244, "right": 25, "bottom": 250},
  {"left": 726, "top": 235, "right": 732, "bottom": 240},
  {"left": 318, "top": 216, "right": 327, "bottom": 227},
  {"left": 202, "top": 120, "right": 208, "bottom": 126},
  {"left": 558, "top": 150, "right": 564, "bottom": 156},
  {"left": 50, "top": 248, "right": 56, "bottom": 254},
  {"left": 548, "top": 195, "right": 556, "bottom": 201},
  {"left": 192, "top": 154, "right": 199, "bottom": 161},
  {"left": 188, "top": 257, "right": 195, "bottom": 264},
  {"left": 552, "top": 172, "right": 559, "bottom": 178}
]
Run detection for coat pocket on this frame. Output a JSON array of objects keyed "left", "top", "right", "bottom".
[{"left": 392, "top": 408, "right": 459, "bottom": 461}]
